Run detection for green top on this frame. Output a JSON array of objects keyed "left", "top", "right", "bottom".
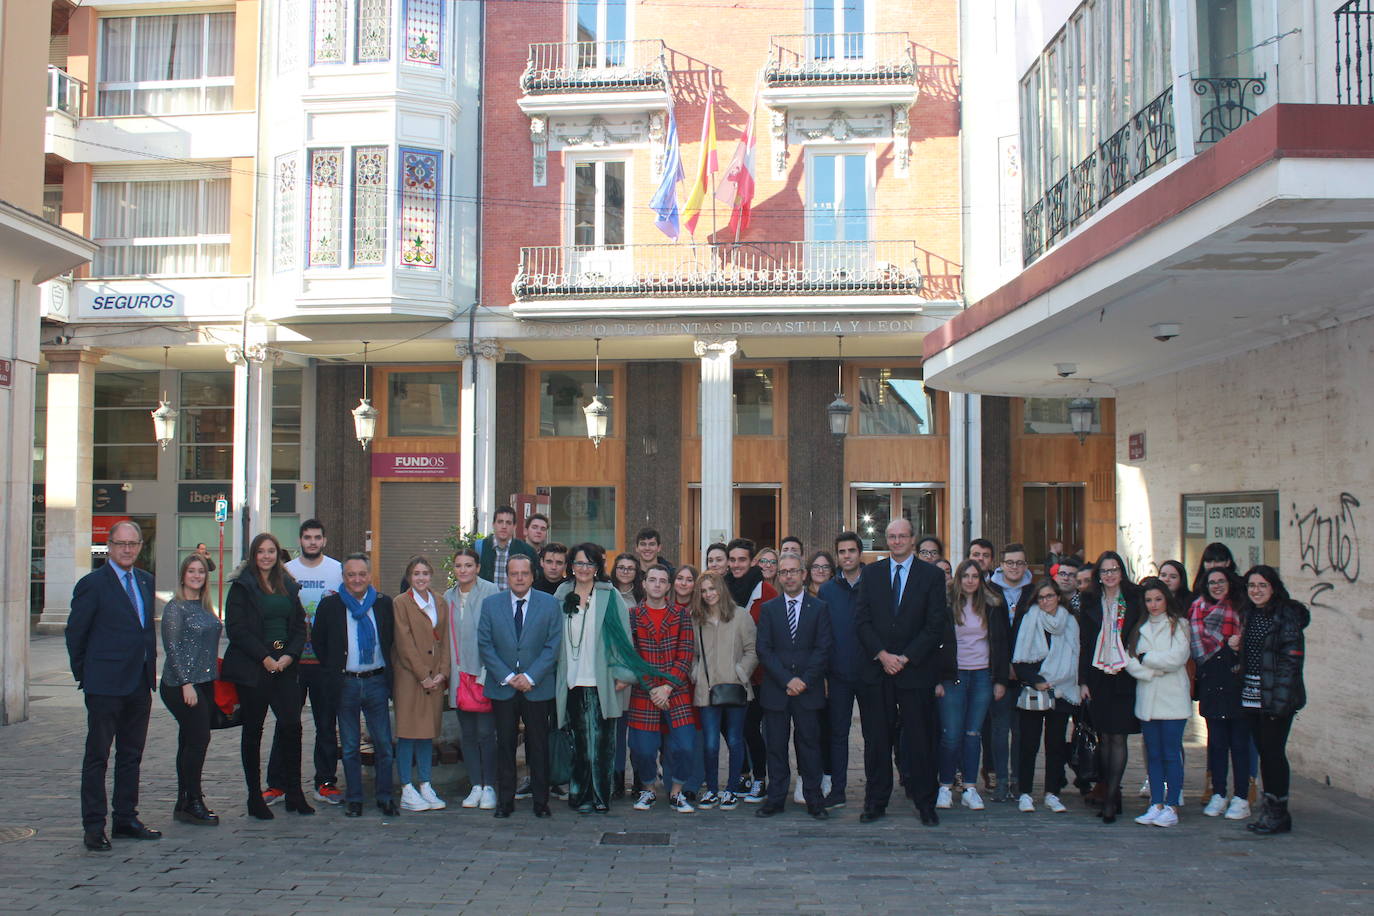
[{"left": 261, "top": 592, "right": 294, "bottom": 649}]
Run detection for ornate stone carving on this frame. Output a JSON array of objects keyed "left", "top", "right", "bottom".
[
  {"left": 791, "top": 109, "right": 889, "bottom": 143},
  {"left": 692, "top": 337, "right": 739, "bottom": 358},
  {"left": 893, "top": 105, "right": 911, "bottom": 177},
  {"left": 455, "top": 339, "right": 505, "bottom": 361},
  {"left": 649, "top": 111, "right": 666, "bottom": 176},
  {"left": 770, "top": 109, "right": 788, "bottom": 179},
  {"left": 529, "top": 115, "right": 548, "bottom": 187}
]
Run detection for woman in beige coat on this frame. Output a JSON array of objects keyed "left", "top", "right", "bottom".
[
  {"left": 392, "top": 556, "right": 450, "bottom": 812},
  {"left": 690, "top": 570, "right": 757, "bottom": 810}
]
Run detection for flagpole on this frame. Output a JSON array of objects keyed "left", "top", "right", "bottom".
[{"left": 731, "top": 73, "right": 762, "bottom": 247}]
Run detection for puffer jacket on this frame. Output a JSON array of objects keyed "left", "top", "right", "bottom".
[{"left": 1251, "top": 600, "right": 1310, "bottom": 717}]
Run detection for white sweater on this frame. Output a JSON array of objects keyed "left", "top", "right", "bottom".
[{"left": 1124, "top": 614, "right": 1193, "bottom": 721}]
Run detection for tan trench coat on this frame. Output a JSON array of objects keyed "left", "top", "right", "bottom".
[{"left": 391, "top": 590, "right": 450, "bottom": 739}]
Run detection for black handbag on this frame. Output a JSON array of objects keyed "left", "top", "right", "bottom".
[
  {"left": 700, "top": 631, "right": 747, "bottom": 707},
  {"left": 1070, "top": 713, "right": 1100, "bottom": 782}
]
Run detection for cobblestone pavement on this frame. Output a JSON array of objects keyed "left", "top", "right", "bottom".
[{"left": 2, "top": 635, "right": 1372, "bottom": 915}]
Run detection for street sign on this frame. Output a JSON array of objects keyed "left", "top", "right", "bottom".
[
  {"left": 0, "top": 359, "right": 11, "bottom": 388},
  {"left": 214, "top": 498, "right": 228, "bottom": 522}
]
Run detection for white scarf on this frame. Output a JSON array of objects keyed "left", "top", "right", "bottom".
[
  {"left": 1091, "top": 593, "right": 1129, "bottom": 675},
  {"left": 1012, "top": 602, "right": 1081, "bottom": 705}
]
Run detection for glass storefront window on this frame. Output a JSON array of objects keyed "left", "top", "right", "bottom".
[
  {"left": 178, "top": 515, "right": 234, "bottom": 610},
  {"left": 1022, "top": 397, "right": 1102, "bottom": 435},
  {"left": 540, "top": 370, "right": 614, "bottom": 437},
  {"left": 853, "top": 484, "right": 942, "bottom": 553},
  {"left": 34, "top": 373, "right": 46, "bottom": 481},
  {"left": 1181, "top": 491, "right": 1281, "bottom": 578},
  {"left": 95, "top": 371, "right": 158, "bottom": 480},
  {"left": 273, "top": 369, "right": 302, "bottom": 480},
  {"left": 858, "top": 368, "right": 935, "bottom": 435},
  {"left": 855, "top": 489, "right": 891, "bottom": 551},
  {"left": 180, "top": 371, "right": 234, "bottom": 481},
  {"left": 550, "top": 486, "right": 616, "bottom": 546},
  {"left": 734, "top": 369, "right": 774, "bottom": 436},
  {"left": 388, "top": 370, "right": 458, "bottom": 436}
]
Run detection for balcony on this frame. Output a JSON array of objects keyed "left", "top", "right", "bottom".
[
  {"left": 761, "top": 32, "right": 917, "bottom": 110},
  {"left": 47, "top": 66, "right": 84, "bottom": 118},
  {"left": 1193, "top": 76, "right": 1270, "bottom": 148},
  {"left": 517, "top": 40, "right": 670, "bottom": 117},
  {"left": 513, "top": 240, "right": 924, "bottom": 314}
]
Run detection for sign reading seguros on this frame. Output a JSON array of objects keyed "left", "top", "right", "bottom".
[{"left": 74, "top": 278, "right": 250, "bottom": 320}]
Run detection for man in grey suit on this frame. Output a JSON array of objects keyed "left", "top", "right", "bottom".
[{"left": 477, "top": 554, "right": 563, "bottom": 818}]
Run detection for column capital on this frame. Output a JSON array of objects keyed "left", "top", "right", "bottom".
[
  {"left": 224, "top": 344, "right": 282, "bottom": 366},
  {"left": 456, "top": 339, "right": 505, "bottom": 361},
  {"left": 42, "top": 346, "right": 106, "bottom": 370},
  {"left": 692, "top": 337, "right": 738, "bottom": 358}
]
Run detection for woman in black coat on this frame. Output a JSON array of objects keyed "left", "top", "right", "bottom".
[
  {"left": 1077, "top": 550, "right": 1142, "bottom": 823},
  {"left": 222, "top": 532, "right": 312, "bottom": 819},
  {"left": 1238, "top": 565, "right": 1309, "bottom": 835}
]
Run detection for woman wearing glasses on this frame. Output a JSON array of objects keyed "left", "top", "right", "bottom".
[
  {"left": 805, "top": 551, "right": 835, "bottom": 596},
  {"left": 1011, "top": 578, "right": 1081, "bottom": 814},
  {"left": 754, "top": 547, "right": 780, "bottom": 592},
  {"left": 1077, "top": 550, "right": 1142, "bottom": 823}
]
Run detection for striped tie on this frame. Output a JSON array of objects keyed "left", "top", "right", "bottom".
[{"left": 788, "top": 598, "right": 799, "bottom": 641}]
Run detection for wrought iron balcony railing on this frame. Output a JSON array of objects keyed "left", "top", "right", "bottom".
[
  {"left": 521, "top": 40, "right": 668, "bottom": 94},
  {"left": 1022, "top": 86, "right": 1175, "bottom": 265},
  {"left": 514, "top": 240, "right": 924, "bottom": 300},
  {"left": 1193, "top": 76, "right": 1267, "bottom": 145},
  {"left": 47, "top": 66, "right": 83, "bottom": 117},
  {"left": 1337, "top": 0, "right": 1374, "bottom": 104},
  {"left": 764, "top": 32, "right": 916, "bottom": 87}
]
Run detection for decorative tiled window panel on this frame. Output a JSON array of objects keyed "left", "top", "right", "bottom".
[
  {"left": 352, "top": 146, "right": 388, "bottom": 266},
  {"left": 274, "top": 153, "right": 298, "bottom": 271},
  {"left": 398, "top": 147, "right": 440, "bottom": 268},
  {"left": 403, "top": 0, "right": 442, "bottom": 66},
  {"left": 312, "top": 0, "right": 346, "bottom": 64},
  {"left": 307, "top": 148, "right": 344, "bottom": 267},
  {"left": 277, "top": 0, "right": 302, "bottom": 73},
  {"left": 356, "top": 0, "right": 391, "bottom": 62}
]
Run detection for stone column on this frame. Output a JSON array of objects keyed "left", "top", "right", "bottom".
[
  {"left": 227, "top": 342, "right": 277, "bottom": 560},
  {"left": 38, "top": 347, "right": 103, "bottom": 633},
  {"left": 695, "top": 338, "right": 737, "bottom": 560},
  {"left": 458, "top": 340, "right": 503, "bottom": 537},
  {"left": 948, "top": 392, "right": 982, "bottom": 557}
]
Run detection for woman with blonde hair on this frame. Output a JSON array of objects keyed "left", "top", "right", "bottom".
[
  {"left": 690, "top": 571, "right": 757, "bottom": 810},
  {"left": 392, "top": 555, "right": 450, "bottom": 812},
  {"left": 160, "top": 552, "right": 223, "bottom": 825}
]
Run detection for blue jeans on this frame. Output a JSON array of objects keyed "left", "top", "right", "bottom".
[
  {"left": 1140, "top": 718, "right": 1187, "bottom": 806},
  {"left": 825, "top": 680, "right": 857, "bottom": 796},
  {"left": 628, "top": 716, "right": 695, "bottom": 789},
  {"left": 336, "top": 673, "right": 394, "bottom": 803},
  {"left": 937, "top": 669, "right": 993, "bottom": 786},
  {"left": 396, "top": 737, "right": 432, "bottom": 787},
  {"left": 986, "top": 685, "right": 1018, "bottom": 786},
  {"left": 698, "top": 704, "right": 747, "bottom": 792},
  {"left": 1205, "top": 716, "right": 1252, "bottom": 797},
  {"left": 685, "top": 720, "right": 705, "bottom": 793}
]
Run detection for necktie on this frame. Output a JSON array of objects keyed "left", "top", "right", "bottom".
[
  {"left": 124, "top": 572, "right": 143, "bottom": 627},
  {"left": 787, "top": 599, "right": 799, "bottom": 641},
  {"left": 891, "top": 563, "right": 903, "bottom": 612},
  {"left": 514, "top": 598, "right": 525, "bottom": 638}
]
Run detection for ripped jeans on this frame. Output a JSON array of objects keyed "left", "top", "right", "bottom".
[{"left": 937, "top": 668, "right": 994, "bottom": 786}]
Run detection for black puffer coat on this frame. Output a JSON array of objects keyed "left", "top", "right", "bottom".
[{"left": 1248, "top": 600, "right": 1310, "bottom": 718}]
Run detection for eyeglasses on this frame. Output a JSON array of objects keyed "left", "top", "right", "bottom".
[
  {"left": 109, "top": 540, "right": 142, "bottom": 549},
  {"left": 917, "top": 549, "right": 940, "bottom": 559},
  {"left": 810, "top": 563, "right": 832, "bottom": 571},
  {"left": 778, "top": 567, "right": 805, "bottom": 575},
  {"left": 1037, "top": 592, "right": 1059, "bottom": 602},
  {"left": 757, "top": 558, "right": 777, "bottom": 566},
  {"left": 572, "top": 560, "right": 597, "bottom": 569},
  {"left": 615, "top": 565, "right": 637, "bottom": 573},
  {"left": 1002, "top": 559, "right": 1027, "bottom": 568},
  {"left": 1099, "top": 567, "right": 1122, "bottom": 576}
]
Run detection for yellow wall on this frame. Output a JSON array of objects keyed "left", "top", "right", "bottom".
[{"left": 0, "top": 0, "right": 51, "bottom": 211}]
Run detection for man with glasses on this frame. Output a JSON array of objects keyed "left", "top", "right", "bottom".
[
  {"left": 983, "top": 543, "right": 1034, "bottom": 801},
  {"left": 1054, "top": 557, "right": 1082, "bottom": 612},
  {"left": 67, "top": 520, "right": 161, "bottom": 851}
]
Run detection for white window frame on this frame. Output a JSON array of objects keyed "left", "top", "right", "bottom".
[
  {"left": 806, "top": 0, "right": 874, "bottom": 64},
  {"left": 803, "top": 145, "right": 874, "bottom": 244},
  {"left": 310, "top": 0, "right": 394, "bottom": 67},
  {"left": 303, "top": 144, "right": 393, "bottom": 271},
  {"left": 566, "top": 0, "right": 633, "bottom": 70},
  {"left": 97, "top": 12, "right": 236, "bottom": 116},
  {"left": 91, "top": 169, "right": 232, "bottom": 279},
  {"left": 564, "top": 154, "right": 632, "bottom": 250}
]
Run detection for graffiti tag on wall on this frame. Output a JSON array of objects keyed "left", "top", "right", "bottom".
[{"left": 1291, "top": 492, "right": 1361, "bottom": 610}]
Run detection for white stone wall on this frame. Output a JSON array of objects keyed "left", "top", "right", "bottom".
[{"left": 1116, "top": 314, "right": 1374, "bottom": 797}]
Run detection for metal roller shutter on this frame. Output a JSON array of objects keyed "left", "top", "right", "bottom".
[{"left": 378, "top": 481, "right": 458, "bottom": 593}]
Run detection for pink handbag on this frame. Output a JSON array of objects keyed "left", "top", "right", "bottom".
[{"left": 457, "top": 670, "right": 493, "bottom": 713}]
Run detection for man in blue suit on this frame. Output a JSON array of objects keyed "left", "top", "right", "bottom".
[
  {"left": 66, "top": 520, "right": 160, "bottom": 851},
  {"left": 477, "top": 554, "right": 563, "bottom": 818},
  {"left": 755, "top": 554, "right": 833, "bottom": 820}
]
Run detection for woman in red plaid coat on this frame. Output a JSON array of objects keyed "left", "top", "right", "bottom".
[{"left": 627, "top": 564, "right": 696, "bottom": 813}]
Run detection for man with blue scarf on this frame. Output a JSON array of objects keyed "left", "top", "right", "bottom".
[{"left": 312, "top": 553, "right": 398, "bottom": 817}]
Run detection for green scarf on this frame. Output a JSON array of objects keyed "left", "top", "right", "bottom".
[{"left": 600, "top": 594, "right": 685, "bottom": 688}]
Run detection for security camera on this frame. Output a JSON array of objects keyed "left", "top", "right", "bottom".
[
  {"left": 52, "top": 334, "right": 69, "bottom": 346},
  {"left": 1151, "top": 322, "right": 1181, "bottom": 342},
  {"left": 1055, "top": 362, "right": 1077, "bottom": 378}
]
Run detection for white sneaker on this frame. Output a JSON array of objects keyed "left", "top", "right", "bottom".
[
  {"left": 1017, "top": 793, "right": 1035, "bottom": 813},
  {"left": 697, "top": 790, "right": 720, "bottom": 810},
  {"left": 480, "top": 786, "right": 497, "bottom": 810},
  {"left": 1203, "top": 794, "right": 1228, "bottom": 817},
  {"left": 400, "top": 784, "right": 430, "bottom": 811},
  {"left": 669, "top": 792, "right": 695, "bottom": 813},
  {"left": 821, "top": 775, "right": 832, "bottom": 797},
  {"left": 936, "top": 786, "right": 953, "bottom": 809},
  {"left": 417, "top": 782, "right": 445, "bottom": 810},
  {"left": 718, "top": 791, "right": 739, "bottom": 810},
  {"left": 1224, "top": 797, "right": 1251, "bottom": 820},
  {"left": 962, "top": 787, "right": 985, "bottom": 811},
  {"left": 1135, "top": 804, "right": 1163, "bottom": 825},
  {"left": 1045, "top": 793, "right": 1067, "bottom": 813},
  {"left": 793, "top": 779, "right": 805, "bottom": 804},
  {"left": 633, "top": 790, "right": 656, "bottom": 811},
  {"left": 461, "top": 786, "right": 483, "bottom": 808},
  {"left": 744, "top": 781, "right": 766, "bottom": 804},
  {"left": 1138, "top": 778, "right": 1151, "bottom": 797},
  {"left": 1153, "top": 805, "right": 1179, "bottom": 827}
]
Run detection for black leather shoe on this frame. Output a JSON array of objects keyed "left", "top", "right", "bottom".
[
  {"left": 285, "top": 794, "right": 315, "bottom": 815},
  {"left": 175, "top": 796, "right": 219, "bottom": 825},
  {"left": 493, "top": 806, "right": 513, "bottom": 819},
  {"left": 755, "top": 803, "right": 783, "bottom": 818},
  {"left": 247, "top": 795, "right": 274, "bottom": 820},
  {"left": 808, "top": 805, "right": 829, "bottom": 820},
  {"left": 112, "top": 820, "right": 161, "bottom": 840},
  {"left": 533, "top": 803, "right": 552, "bottom": 818},
  {"left": 918, "top": 805, "right": 940, "bottom": 826},
  {"left": 345, "top": 802, "right": 363, "bottom": 817},
  {"left": 83, "top": 830, "right": 111, "bottom": 851},
  {"left": 858, "top": 807, "right": 886, "bottom": 823},
  {"left": 377, "top": 799, "right": 400, "bottom": 816},
  {"left": 823, "top": 793, "right": 846, "bottom": 809}
]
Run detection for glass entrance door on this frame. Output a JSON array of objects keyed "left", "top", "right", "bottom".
[{"left": 1021, "top": 484, "right": 1085, "bottom": 571}]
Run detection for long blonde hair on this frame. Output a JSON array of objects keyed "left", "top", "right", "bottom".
[
  {"left": 691, "top": 571, "right": 735, "bottom": 627},
  {"left": 178, "top": 553, "right": 215, "bottom": 613},
  {"left": 947, "top": 558, "right": 1001, "bottom": 630}
]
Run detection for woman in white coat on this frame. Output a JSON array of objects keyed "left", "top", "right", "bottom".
[{"left": 1125, "top": 577, "right": 1193, "bottom": 828}]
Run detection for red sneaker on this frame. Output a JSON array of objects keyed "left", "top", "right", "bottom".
[
  {"left": 314, "top": 784, "right": 344, "bottom": 805},
  {"left": 262, "top": 788, "right": 286, "bottom": 806}
]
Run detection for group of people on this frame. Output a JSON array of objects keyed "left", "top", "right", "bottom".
[{"left": 65, "top": 509, "right": 1308, "bottom": 851}]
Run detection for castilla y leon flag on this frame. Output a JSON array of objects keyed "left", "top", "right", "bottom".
[
  {"left": 681, "top": 90, "right": 718, "bottom": 236},
  {"left": 715, "top": 101, "right": 757, "bottom": 234}
]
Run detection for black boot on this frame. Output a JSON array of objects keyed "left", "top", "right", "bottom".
[
  {"left": 1251, "top": 793, "right": 1291, "bottom": 835},
  {"left": 173, "top": 789, "right": 188, "bottom": 816},
  {"left": 178, "top": 795, "right": 220, "bottom": 826},
  {"left": 611, "top": 771, "right": 625, "bottom": 800},
  {"left": 1246, "top": 794, "right": 1272, "bottom": 832}
]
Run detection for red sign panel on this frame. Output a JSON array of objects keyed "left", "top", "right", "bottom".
[
  {"left": 1129, "top": 432, "right": 1146, "bottom": 461},
  {"left": 0, "top": 359, "right": 11, "bottom": 388},
  {"left": 371, "top": 452, "right": 460, "bottom": 478},
  {"left": 92, "top": 515, "right": 133, "bottom": 544}
]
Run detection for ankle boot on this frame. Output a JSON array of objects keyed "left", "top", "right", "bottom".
[
  {"left": 285, "top": 791, "right": 316, "bottom": 815},
  {"left": 247, "top": 793, "right": 274, "bottom": 820},
  {"left": 173, "top": 789, "right": 188, "bottom": 815},
  {"left": 179, "top": 795, "right": 220, "bottom": 825},
  {"left": 1250, "top": 793, "right": 1291, "bottom": 834}
]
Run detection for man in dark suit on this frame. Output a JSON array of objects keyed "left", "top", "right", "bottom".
[
  {"left": 477, "top": 554, "right": 563, "bottom": 818},
  {"left": 310, "top": 553, "right": 397, "bottom": 818},
  {"left": 854, "top": 517, "right": 950, "bottom": 825},
  {"left": 754, "top": 554, "right": 833, "bottom": 820},
  {"left": 65, "top": 520, "right": 160, "bottom": 851},
  {"left": 475, "top": 505, "right": 538, "bottom": 589}
]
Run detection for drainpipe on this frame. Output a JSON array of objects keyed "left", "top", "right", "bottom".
[{"left": 466, "top": 0, "right": 488, "bottom": 534}]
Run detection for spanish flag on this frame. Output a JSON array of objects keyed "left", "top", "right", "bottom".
[{"left": 682, "top": 90, "right": 718, "bottom": 236}]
